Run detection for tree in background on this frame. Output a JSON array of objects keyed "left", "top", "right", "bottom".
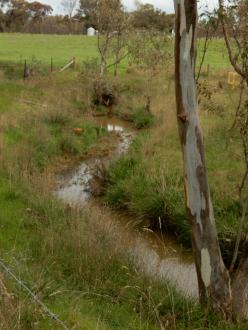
[
  {"left": 129, "top": 29, "right": 171, "bottom": 112},
  {"left": 5, "top": 0, "right": 52, "bottom": 32},
  {"left": 79, "top": 0, "right": 174, "bottom": 33},
  {"left": 84, "top": 0, "right": 126, "bottom": 76},
  {"left": 60, "top": 0, "right": 78, "bottom": 33},
  {"left": 218, "top": 0, "right": 248, "bottom": 85},
  {"left": 0, "top": 0, "right": 9, "bottom": 31},
  {"left": 78, "top": 0, "right": 97, "bottom": 28},
  {"left": 217, "top": 2, "right": 248, "bottom": 315},
  {"left": 111, "top": 4, "right": 129, "bottom": 76},
  {"left": 131, "top": 1, "right": 174, "bottom": 32},
  {"left": 28, "top": 1, "right": 53, "bottom": 33},
  {"left": 5, "top": 0, "right": 30, "bottom": 31}
]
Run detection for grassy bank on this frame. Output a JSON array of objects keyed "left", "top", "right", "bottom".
[
  {"left": 104, "top": 75, "right": 247, "bottom": 264},
  {"left": 2, "top": 172, "right": 247, "bottom": 329},
  {"left": 0, "top": 67, "right": 168, "bottom": 328},
  {"left": 0, "top": 65, "right": 180, "bottom": 329}
]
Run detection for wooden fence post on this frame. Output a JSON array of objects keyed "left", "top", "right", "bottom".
[
  {"left": 207, "top": 64, "right": 210, "bottom": 78},
  {"left": 23, "top": 60, "right": 29, "bottom": 79}
]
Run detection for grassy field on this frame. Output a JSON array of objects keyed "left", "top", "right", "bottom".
[
  {"left": 0, "top": 33, "right": 246, "bottom": 328},
  {"left": 0, "top": 33, "right": 232, "bottom": 71},
  {"left": 0, "top": 33, "right": 97, "bottom": 67},
  {"left": 197, "top": 38, "right": 231, "bottom": 71}
]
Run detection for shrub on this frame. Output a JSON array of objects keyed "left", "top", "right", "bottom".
[{"left": 133, "top": 107, "right": 154, "bottom": 129}]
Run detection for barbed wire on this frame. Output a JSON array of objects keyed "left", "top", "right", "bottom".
[{"left": 0, "top": 259, "right": 70, "bottom": 330}]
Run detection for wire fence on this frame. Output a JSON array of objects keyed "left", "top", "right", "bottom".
[
  {"left": 0, "top": 56, "right": 78, "bottom": 79},
  {"left": 0, "top": 258, "right": 70, "bottom": 330}
]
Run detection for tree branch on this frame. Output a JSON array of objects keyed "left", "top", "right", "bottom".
[{"left": 218, "top": 0, "right": 245, "bottom": 79}]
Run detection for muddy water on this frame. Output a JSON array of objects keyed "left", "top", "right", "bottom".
[
  {"left": 55, "top": 117, "right": 198, "bottom": 299},
  {"left": 132, "top": 231, "right": 198, "bottom": 298},
  {"left": 56, "top": 117, "right": 133, "bottom": 207}
]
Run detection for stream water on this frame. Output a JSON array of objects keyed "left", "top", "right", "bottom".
[{"left": 55, "top": 117, "right": 198, "bottom": 299}]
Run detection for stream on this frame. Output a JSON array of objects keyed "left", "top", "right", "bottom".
[{"left": 55, "top": 117, "right": 198, "bottom": 299}]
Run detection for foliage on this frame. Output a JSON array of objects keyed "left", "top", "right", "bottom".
[
  {"left": 133, "top": 107, "right": 154, "bottom": 129},
  {"left": 5, "top": 0, "right": 52, "bottom": 32},
  {"left": 131, "top": 2, "right": 174, "bottom": 31},
  {"left": 128, "top": 29, "right": 172, "bottom": 111}
]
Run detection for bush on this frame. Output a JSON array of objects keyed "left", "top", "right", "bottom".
[{"left": 133, "top": 107, "right": 154, "bottom": 129}]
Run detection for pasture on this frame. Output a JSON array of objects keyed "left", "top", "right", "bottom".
[
  {"left": 0, "top": 33, "right": 232, "bottom": 70},
  {"left": 0, "top": 33, "right": 97, "bottom": 66}
]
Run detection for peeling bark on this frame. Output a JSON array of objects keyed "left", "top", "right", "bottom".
[{"left": 174, "top": 0, "right": 232, "bottom": 315}]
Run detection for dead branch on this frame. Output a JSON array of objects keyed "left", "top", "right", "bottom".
[{"left": 22, "top": 100, "right": 48, "bottom": 108}]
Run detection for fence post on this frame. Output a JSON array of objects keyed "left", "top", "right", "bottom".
[
  {"left": 207, "top": 64, "right": 210, "bottom": 78},
  {"left": 51, "top": 57, "right": 53, "bottom": 73},
  {"left": 23, "top": 60, "right": 29, "bottom": 79}
]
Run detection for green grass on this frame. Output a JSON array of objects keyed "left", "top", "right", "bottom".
[
  {"left": 0, "top": 173, "right": 157, "bottom": 329},
  {"left": 0, "top": 33, "right": 98, "bottom": 67},
  {"left": 0, "top": 33, "right": 232, "bottom": 73},
  {"left": 133, "top": 107, "right": 155, "bottom": 129},
  {"left": 3, "top": 108, "right": 107, "bottom": 170},
  {"left": 0, "top": 80, "right": 41, "bottom": 113},
  {"left": 0, "top": 70, "right": 113, "bottom": 172},
  {"left": 197, "top": 38, "right": 232, "bottom": 71},
  {"left": 105, "top": 128, "right": 242, "bottom": 248}
]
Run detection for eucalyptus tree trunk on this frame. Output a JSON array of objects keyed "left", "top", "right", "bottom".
[{"left": 174, "top": 0, "right": 232, "bottom": 314}]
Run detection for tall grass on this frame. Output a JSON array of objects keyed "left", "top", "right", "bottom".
[{"left": 0, "top": 173, "right": 246, "bottom": 329}]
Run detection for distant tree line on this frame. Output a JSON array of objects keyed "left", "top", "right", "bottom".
[
  {"left": 79, "top": 0, "right": 174, "bottom": 31},
  {"left": 0, "top": 0, "right": 174, "bottom": 34}
]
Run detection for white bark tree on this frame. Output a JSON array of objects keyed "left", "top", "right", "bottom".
[{"left": 173, "top": 0, "right": 233, "bottom": 316}]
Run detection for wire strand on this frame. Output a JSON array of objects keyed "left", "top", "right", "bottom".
[{"left": 0, "top": 259, "right": 70, "bottom": 330}]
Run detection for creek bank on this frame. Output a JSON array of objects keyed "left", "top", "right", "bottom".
[
  {"left": 102, "top": 133, "right": 248, "bottom": 270},
  {"left": 55, "top": 116, "right": 198, "bottom": 299}
]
